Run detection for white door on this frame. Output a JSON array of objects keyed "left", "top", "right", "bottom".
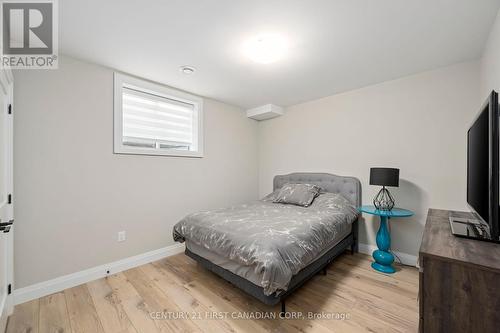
[{"left": 0, "top": 69, "right": 14, "bottom": 332}]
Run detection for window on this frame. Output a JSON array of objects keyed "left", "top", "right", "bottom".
[{"left": 114, "top": 73, "right": 203, "bottom": 157}]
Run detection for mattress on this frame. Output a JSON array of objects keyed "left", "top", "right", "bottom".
[
  {"left": 185, "top": 223, "right": 352, "bottom": 289},
  {"left": 173, "top": 192, "right": 359, "bottom": 295}
]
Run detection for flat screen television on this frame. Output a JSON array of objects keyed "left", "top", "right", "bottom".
[{"left": 450, "top": 90, "right": 500, "bottom": 243}]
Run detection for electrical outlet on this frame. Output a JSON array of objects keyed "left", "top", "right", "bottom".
[{"left": 117, "top": 231, "right": 126, "bottom": 242}]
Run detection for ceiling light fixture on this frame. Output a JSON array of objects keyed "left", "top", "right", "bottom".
[
  {"left": 180, "top": 65, "right": 196, "bottom": 74},
  {"left": 242, "top": 33, "right": 288, "bottom": 64}
]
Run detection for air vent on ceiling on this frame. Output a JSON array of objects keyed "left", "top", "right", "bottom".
[{"left": 246, "top": 104, "right": 284, "bottom": 121}]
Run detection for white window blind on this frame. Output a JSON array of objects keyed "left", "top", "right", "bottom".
[
  {"left": 114, "top": 73, "right": 203, "bottom": 157},
  {"left": 122, "top": 87, "right": 195, "bottom": 150}
]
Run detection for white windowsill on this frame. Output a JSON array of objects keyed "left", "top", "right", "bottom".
[{"left": 114, "top": 145, "right": 203, "bottom": 158}]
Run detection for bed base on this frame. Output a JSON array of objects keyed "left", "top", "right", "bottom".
[{"left": 184, "top": 219, "right": 358, "bottom": 315}]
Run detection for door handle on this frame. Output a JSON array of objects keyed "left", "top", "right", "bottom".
[{"left": 0, "top": 219, "right": 13, "bottom": 227}]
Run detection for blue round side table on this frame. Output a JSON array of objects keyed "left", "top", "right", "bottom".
[{"left": 359, "top": 205, "right": 414, "bottom": 274}]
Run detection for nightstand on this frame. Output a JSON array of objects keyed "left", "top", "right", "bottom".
[{"left": 359, "top": 205, "right": 413, "bottom": 274}]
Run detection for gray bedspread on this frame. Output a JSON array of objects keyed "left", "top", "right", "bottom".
[{"left": 172, "top": 192, "right": 359, "bottom": 295}]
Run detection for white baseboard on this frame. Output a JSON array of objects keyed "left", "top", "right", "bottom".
[
  {"left": 13, "top": 242, "right": 415, "bottom": 305},
  {"left": 358, "top": 243, "right": 418, "bottom": 267},
  {"left": 0, "top": 295, "right": 8, "bottom": 333},
  {"left": 13, "top": 243, "right": 185, "bottom": 305}
]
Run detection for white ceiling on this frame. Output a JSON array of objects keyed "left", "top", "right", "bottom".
[{"left": 60, "top": 0, "right": 500, "bottom": 108}]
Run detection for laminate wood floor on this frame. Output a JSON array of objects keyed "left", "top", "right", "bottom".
[{"left": 6, "top": 252, "right": 419, "bottom": 333}]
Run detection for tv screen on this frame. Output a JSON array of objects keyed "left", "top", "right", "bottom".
[
  {"left": 466, "top": 90, "right": 499, "bottom": 240},
  {"left": 467, "top": 109, "right": 489, "bottom": 223}
]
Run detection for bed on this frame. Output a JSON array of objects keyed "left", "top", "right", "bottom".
[{"left": 173, "top": 172, "right": 361, "bottom": 313}]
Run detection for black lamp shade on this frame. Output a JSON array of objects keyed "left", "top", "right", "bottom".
[{"left": 370, "top": 168, "right": 399, "bottom": 187}]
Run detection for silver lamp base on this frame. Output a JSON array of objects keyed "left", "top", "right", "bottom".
[{"left": 373, "top": 186, "right": 395, "bottom": 211}]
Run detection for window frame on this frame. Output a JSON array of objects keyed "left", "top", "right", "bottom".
[{"left": 113, "top": 72, "right": 204, "bottom": 158}]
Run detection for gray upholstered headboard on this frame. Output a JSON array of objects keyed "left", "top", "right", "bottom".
[{"left": 273, "top": 172, "right": 362, "bottom": 207}]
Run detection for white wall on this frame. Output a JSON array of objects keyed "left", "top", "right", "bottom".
[
  {"left": 13, "top": 56, "right": 259, "bottom": 288},
  {"left": 13, "top": 35, "right": 492, "bottom": 288},
  {"left": 480, "top": 9, "right": 500, "bottom": 101},
  {"left": 258, "top": 61, "right": 480, "bottom": 258}
]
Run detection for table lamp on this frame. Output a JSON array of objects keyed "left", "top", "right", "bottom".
[{"left": 370, "top": 167, "right": 399, "bottom": 211}]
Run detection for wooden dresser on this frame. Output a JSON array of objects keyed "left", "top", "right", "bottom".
[{"left": 419, "top": 209, "right": 500, "bottom": 333}]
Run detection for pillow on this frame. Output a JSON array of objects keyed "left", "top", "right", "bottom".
[
  {"left": 273, "top": 183, "right": 321, "bottom": 207},
  {"left": 261, "top": 189, "right": 280, "bottom": 202},
  {"left": 309, "top": 192, "right": 359, "bottom": 216}
]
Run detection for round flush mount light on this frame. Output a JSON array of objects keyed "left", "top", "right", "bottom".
[
  {"left": 242, "top": 33, "right": 288, "bottom": 64},
  {"left": 180, "top": 65, "right": 196, "bottom": 74}
]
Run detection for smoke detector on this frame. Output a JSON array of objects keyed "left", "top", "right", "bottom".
[{"left": 180, "top": 65, "right": 196, "bottom": 75}]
